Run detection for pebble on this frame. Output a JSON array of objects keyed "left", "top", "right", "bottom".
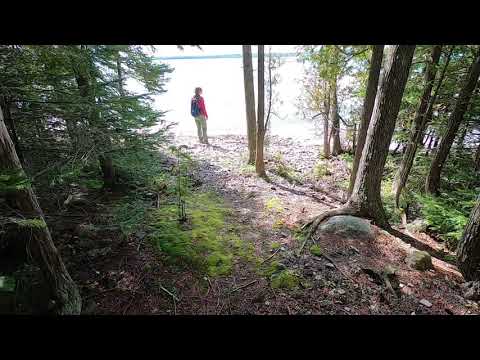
[
  {"left": 326, "top": 263, "right": 335, "bottom": 269},
  {"left": 337, "top": 289, "right": 346, "bottom": 295},
  {"left": 419, "top": 299, "right": 432, "bottom": 307}
]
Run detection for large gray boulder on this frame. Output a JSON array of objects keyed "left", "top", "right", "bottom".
[{"left": 318, "top": 215, "right": 374, "bottom": 240}]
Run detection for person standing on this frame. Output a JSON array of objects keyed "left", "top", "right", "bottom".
[{"left": 191, "top": 87, "right": 209, "bottom": 144}]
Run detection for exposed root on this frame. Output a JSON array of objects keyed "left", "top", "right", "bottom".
[{"left": 298, "top": 206, "right": 358, "bottom": 255}]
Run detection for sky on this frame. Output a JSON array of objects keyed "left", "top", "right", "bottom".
[{"left": 149, "top": 45, "right": 298, "bottom": 57}]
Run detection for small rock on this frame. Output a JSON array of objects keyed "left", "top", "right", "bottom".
[
  {"left": 344, "top": 307, "right": 351, "bottom": 312},
  {"left": 419, "top": 299, "right": 432, "bottom": 308},
  {"left": 265, "top": 301, "right": 270, "bottom": 306},
  {"left": 407, "top": 283, "right": 414, "bottom": 287},
  {"left": 337, "top": 289, "right": 346, "bottom": 295},
  {"left": 325, "top": 263, "right": 335, "bottom": 269},
  {"left": 462, "top": 281, "right": 480, "bottom": 301},
  {"left": 406, "top": 250, "right": 433, "bottom": 271},
  {"left": 410, "top": 311, "right": 416, "bottom": 315}
]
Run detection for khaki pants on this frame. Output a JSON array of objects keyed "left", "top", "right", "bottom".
[{"left": 194, "top": 115, "right": 208, "bottom": 143}]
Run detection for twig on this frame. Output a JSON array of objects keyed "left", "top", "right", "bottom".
[
  {"left": 260, "top": 248, "right": 281, "bottom": 264},
  {"left": 159, "top": 284, "right": 179, "bottom": 302},
  {"left": 229, "top": 280, "right": 258, "bottom": 294}
]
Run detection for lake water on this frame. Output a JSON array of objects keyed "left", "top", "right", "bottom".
[{"left": 148, "top": 56, "right": 323, "bottom": 144}]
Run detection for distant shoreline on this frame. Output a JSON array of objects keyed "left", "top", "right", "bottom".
[{"left": 153, "top": 53, "right": 297, "bottom": 61}]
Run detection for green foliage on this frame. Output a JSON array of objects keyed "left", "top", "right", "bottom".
[
  {"left": 313, "top": 160, "right": 332, "bottom": 179},
  {"left": 0, "top": 170, "right": 30, "bottom": 192},
  {"left": 113, "top": 197, "right": 150, "bottom": 237},
  {"left": 309, "top": 244, "right": 323, "bottom": 256},
  {"left": 270, "top": 269, "right": 300, "bottom": 289},
  {"left": 271, "top": 153, "right": 302, "bottom": 184},
  {"left": 416, "top": 191, "right": 475, "bottom": 249}
]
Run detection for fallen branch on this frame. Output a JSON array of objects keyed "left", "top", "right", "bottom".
[
  {"left": 229, "top": 280, "right": 258, "bottom": 294},
  {"left": 159, "top": 284, "right": 179, "bottom": 302}
]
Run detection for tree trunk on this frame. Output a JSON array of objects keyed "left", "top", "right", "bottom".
[
  {"left": 455, "top": 123, "right": 468, "bottom": 152},
  {"left": 0, "top": 96, "right": 24, "bottom": 164},
  {"left": 392, "top": 45, "right": 442, "bottom": 206},
  {"left": 475, "top": 142, "right": 480, "bottom": 171},
  {"left": 72, "top": 46, "right": 115, "bottom": 189},
  {"left": 347, "top": 45, "right": 415, "bottom": 226},
  {"left": 116, "top": 53, "right": 125, "bottom": 97},
  {"left": 348, "top": 45, "right": 384, "bottom": 195},
  {"left": 323, "top": 82, "right": 331, "bottom": 159},
  {"left": 426, "top": 51, "right": 480, "bottom": 195},
  {"left": 0, "top": 104, "right": 81, "bottom": 314},
  {"left": 352, "top": 122, "right": 357, "bottom": 153},
  {"left": 330, "top": 78, "right": 342, "bottom": 156},
  {"left": 242, "top": 45, "right": 257, "bottom": 165},
  {"left": 255, "top": 45, "right": 266, "bottom": 177},
  {"left": 457, "top": 194, "right": 480, "bottom": 281}
]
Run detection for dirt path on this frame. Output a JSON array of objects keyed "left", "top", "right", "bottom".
[
  {"left": 161, "top": 134, "right": 479, "bottom": 315},
  {"left": 56, "top": 134, "right": 479, "bottom": 315}
]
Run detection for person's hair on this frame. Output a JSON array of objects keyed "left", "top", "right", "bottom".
[{"left": 194, "top": 87, "right": 202, "bottom": 96}]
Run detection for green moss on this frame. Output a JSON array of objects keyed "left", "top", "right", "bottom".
[
  {"left": 270, "top": 270, "right": 300, "bottom": 289},
  {"left": 13, "top": 218, "right": 47, "bottom": 229},
  {"left": 260, "top": 260, "right": 285, "bottom": 278},
  {"left": 309, "top": 244, "right": 323, "bottom": 256},
  {"left": 270, "top": 242, "right": 281, "bottom": 250},
  {"left": 272, "top": 218, "right": 286, "bottom": 229},
  {"left": 265, "top": 197, "right": 283, "bottom": 214},
  {"left": 148, "top": 191, "right": 257, "bottom": 277}
]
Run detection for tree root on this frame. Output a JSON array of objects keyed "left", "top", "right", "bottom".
[
  {"left": 298, "top": 206, "right": 358, "bottom": 255},
  {"left": 299, "top": 206, "right": 455, "bottom": 266}
]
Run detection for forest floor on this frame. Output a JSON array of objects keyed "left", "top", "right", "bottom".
[{"left": 42, "top": 135, "right": 480, "bottom": 315}]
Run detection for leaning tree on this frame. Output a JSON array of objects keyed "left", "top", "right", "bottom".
[{"left": 303, "top": 45, "right": 416, "bottom": 239}]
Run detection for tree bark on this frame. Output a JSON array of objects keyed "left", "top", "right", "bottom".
[
  {"left": 346, "top": 45, "right": 415, "bottom": 226},
  {"left": 116, "top": 53, "right": 125, "bottom": 97},
  {"left": 457, "top": 194, "right": 480, "bottom": 281},
  {"left": 330, "top": 78, "right": 342, "bottom": 156},
  {"left": 392, "top": 45, "right": 442, "bottom": 206},
  {"left": 255, "top": 45, "right": 266, "bottom": 177},
  {"left": 242, "top": 45, "right": 257, "bottom": 165},
  {"left": 323, "top": 82, "right": 331, "bottom": 159},
  {"left": 426, "top": 51, "right": 480, "bottom": 195},
  {"left": 348, "top": 45, "right": 384, "bottom": 195},
  {"left": 0, "top": 104, "right": 81, "bottom": 314},
  {"left": 475, "top": 142, "right": 480, "bottom": 171},
  {"left": 0, "top": 96, "right": 24, "bottom": 164}
]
